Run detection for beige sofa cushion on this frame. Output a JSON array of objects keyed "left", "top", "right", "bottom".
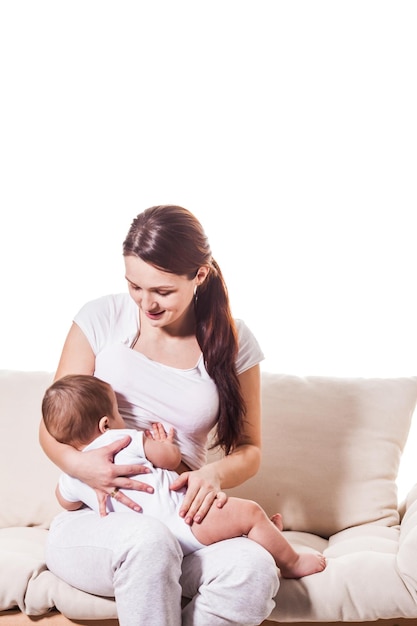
[
  {"left": 0, "top": 370, "right": 60, "bottom": 529},
  {"left": 0, "top": 527, "right": 48, "bottom": 612},
  {"left": 3, "top": 369, "right": 417, "bottom": 539},
  {"left": 0, "top": 527, "right": 118, "bottom": 618},
  {"left": 224, "top": 373, "right": 417, "bottom": 538}
]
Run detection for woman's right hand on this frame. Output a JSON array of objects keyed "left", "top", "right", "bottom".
[{"left": 77, "top": 435, "right": 154, "bottom": 516}]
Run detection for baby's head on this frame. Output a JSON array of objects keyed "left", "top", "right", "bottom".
[{"left": 42, "top": 374, "right": 125, "bottom": 449}]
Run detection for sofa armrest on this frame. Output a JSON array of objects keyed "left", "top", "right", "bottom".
[
  {"left": 397, "top": 483, "right": 417, "bottom": 594},
  {"left": 398, "top": 484, "right": 417, "bottom": 520}
]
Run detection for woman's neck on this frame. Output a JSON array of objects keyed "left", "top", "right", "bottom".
[{"left": 132, "top": 310, "right": 201, "bottom": 369}]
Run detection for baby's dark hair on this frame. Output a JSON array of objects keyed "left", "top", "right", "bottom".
[{"left": 42, "top": 374, "right": 115, "bottom": 447}]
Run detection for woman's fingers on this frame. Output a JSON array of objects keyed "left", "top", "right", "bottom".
[
  {"left": 94, "top": 485, "right": 145, "bottom": 515},
  {"left": 113, "top": 475, "right": 154, "bottom": 493},
  {"left": 215, "top": 491, "right": 227, "bottom": 508},
  {"left": 95, "top": 490, "right": 109, "bottom": 517},
  {"left": 176, "top": 472, "right": 216, "bottom": 524},
  {"left": 112, "top": 464, "right": 151, "bottom": 482},
  {"left": 172, "top": 471, "right": 225, "bottom": 524},
  {"left": 187, "top": 491, "right": 216, "bottom": 524},
  {"left": 108, "top": 487, "right": 143, "bottom": 513},
  {"left": 191, "top": 491, "right": 228, "bottom": 523},
  {"left": 84, "top": 435, "right": 157, "bottom": 514},
  {"left": 170, "top": 472, "right": 188, "bottom": 492},
  {"left": 106, "top": 434, "right": 132, "bottom": 459}
]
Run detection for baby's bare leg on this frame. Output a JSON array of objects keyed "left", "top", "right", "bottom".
[
  {"left": 191, "top": 497, "right": 326, "bottom": 578},
  {"left": 269, "top": 513, "right": 327, "bottom": 577}
]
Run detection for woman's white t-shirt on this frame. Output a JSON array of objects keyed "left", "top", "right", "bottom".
[{"left": 74, "top": 293, "right": 264, "bottom": 470}]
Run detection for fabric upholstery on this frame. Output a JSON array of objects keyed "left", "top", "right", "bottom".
[
  {"left": 221, "top": 373, "right": 417, "bottom": 538},
  {"left": 0, "top": 370, "right": 60, "bottom": 529},
  {"left": 2, "top": 369, "right": 417, "bottom": 623}
]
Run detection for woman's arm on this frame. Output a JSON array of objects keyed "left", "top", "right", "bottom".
[
  {"left": 39, "top": 323, "right": 94, "bottom": 467},
  {"left": 39, "top": 322, "right": 156, "bottom": 515},
  {"left": 39, "top": 324, "right": 97, "bottom": 475},
  {"left": 170, "top": 364, "right": 262, "bottom": 524}
]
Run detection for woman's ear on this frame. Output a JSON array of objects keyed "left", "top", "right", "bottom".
[
  {"left": 196, "top": 265, "right": 210, "bottom": 286},
  {"left": 98, "top": 416, "right": 110, "bottom": 434}
]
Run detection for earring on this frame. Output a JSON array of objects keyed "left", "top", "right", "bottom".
[{"left": 193, "top": 284, "right": 198, "bottom": 303}]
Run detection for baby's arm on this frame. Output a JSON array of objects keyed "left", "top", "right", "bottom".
[
  {"left": 55, "top": 484, "right": 84, "bottom": 511},
  {"left": 144, "top": 423, "right": 181, "bottom": 471}
]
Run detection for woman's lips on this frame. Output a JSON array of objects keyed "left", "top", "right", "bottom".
[{"left": 145, "top": 310, "right": 165, "bottom": 320}]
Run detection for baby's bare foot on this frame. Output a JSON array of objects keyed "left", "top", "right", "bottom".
[
  {"left": 270, "top": 513, "right": 283, "bottom": 531},
  {"left": 280, "top": 553, "right": 327, "bottom": 579}
]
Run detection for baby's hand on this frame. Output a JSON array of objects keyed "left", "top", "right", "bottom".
[
  {"left": 145, "top": 422, "right": 176, "bottom": 444},
  {"left": 143, "top": 423, "right": 181, "bottom": 471}
]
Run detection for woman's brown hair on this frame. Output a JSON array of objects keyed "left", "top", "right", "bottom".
[{"left": 123, "top": 205, "right": 246, "bottom": 454}]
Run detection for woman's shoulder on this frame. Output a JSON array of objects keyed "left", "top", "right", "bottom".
[
  {"left": 74, "top": 293, "right": 138, "bottom": 350},
  {"left": 80, "top": 292, "right": 132, "bottom": 313},
  {"left": 234, "top": 318, "right": 256, "bottom": 342},
  {"left": 234, "top": 318, "right": 265, "bottom": 374},
  {"left": 76, "top": 293, "right": 135, "bottom": 322}
]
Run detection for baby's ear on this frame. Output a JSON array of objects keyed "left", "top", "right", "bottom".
[{"left": 99, "top": 416, "right": 110, "bottom": 433}]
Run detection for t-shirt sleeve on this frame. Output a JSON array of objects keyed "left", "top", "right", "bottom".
[
  {"left": 73, "top": 294, "right": 138, "bottom": 355},
  {"left": 235, "top": 319, "right": 265, "bottom": 374},
  {"left": 58, "top": 473, "right": 100, "bottom": 513},
  {"left": 129, "top": 430, "right": 146, "bottom": 458},
  {"left": 58, "top": 473, "right": 82, "bottom": 503}
]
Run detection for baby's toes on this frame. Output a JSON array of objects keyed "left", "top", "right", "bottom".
[
  {"left": 318, "top": 554, "right": 327, "bottom": 571},
  {"left": 270, "top": 513, "right": 283, "bottom": 531}
]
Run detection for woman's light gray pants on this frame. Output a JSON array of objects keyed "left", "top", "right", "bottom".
[{"left": 46, "top": 509, "right": 279, "bottom": 626}]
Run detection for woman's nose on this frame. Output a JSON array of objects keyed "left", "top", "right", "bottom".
[{"left": 141, "top": 293, "right": 157, "bottom": 311}]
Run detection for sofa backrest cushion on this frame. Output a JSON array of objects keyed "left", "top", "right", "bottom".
[
  {"left": 220, "top": 372, "right": 417, "bottom": 538},
  {"left": 2, "top": 369, "right": 417, "bottom": 537},
  {"left": 0, "top": 370, "right": 61, "bottom": 528}
]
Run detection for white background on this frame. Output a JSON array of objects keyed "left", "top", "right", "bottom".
[{"left": 1, "top": 1, "right": 416, "bottom": 497}]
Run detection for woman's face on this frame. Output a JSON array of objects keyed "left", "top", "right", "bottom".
[{"left": 124, "top": 255, "right": 203, "bottom": 329}]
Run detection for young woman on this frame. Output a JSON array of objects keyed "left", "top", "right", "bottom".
[{"left": 40, "top": 205, "right": 279, "bottom": 626}]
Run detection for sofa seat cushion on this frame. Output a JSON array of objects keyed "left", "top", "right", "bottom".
[
  {"left": 4, "top": 524, "right": 416, "bottom": 623},
  {"left": 0, "top": 528, "right": 48, "bottom": 613},
  {"left": 0, "top": 527, "right": 117, "bottom": 619},
  {"left": 269, "top": 524, "right": 417, "bottom": 623},
  {"left": 326, "top": 524, "right": 400, "bottom": 556}
]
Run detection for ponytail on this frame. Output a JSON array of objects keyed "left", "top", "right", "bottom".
[{"left": 195, "top": 260, "right": 246, "bottom": 454}]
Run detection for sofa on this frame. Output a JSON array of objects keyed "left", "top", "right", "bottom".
[{"left": 2, "top": 368, "right": 417, "bottom": 626}]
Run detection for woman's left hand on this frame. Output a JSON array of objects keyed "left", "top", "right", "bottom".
[{"left": 170, "top": 466, "right": 227, "bottom": 525}]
